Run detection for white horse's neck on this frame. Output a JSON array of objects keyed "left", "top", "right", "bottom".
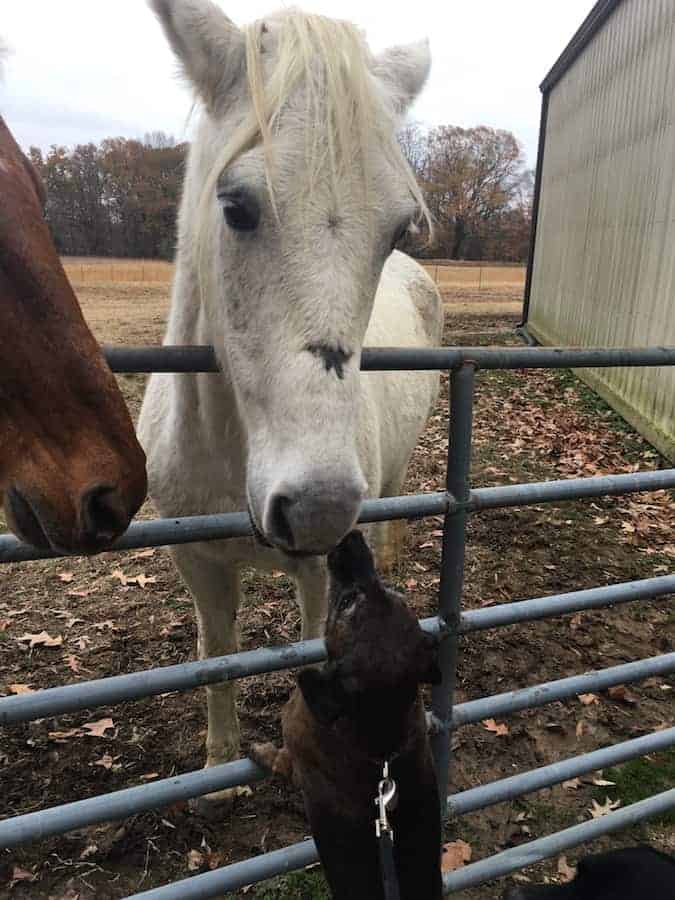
[{"left": 163, "top": 254, "right": 249, "bottom": 490}]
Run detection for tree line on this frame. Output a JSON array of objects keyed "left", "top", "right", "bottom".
[{"left": 30, "top": 125, "right": 533, "bottom": 262}]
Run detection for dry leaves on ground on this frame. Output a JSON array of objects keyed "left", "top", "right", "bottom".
[
  {"left": 482, "top": 718, "right": 509, "bottom": 736},
  {"left": 441, "top": 840, "right": 472, "bottom": 873},
  {"left": 578, "top": 693, "right": 599, "bottom": 706},
  {"left": 16, "top": 631, "right": 63, "bottom": 648},
  {"left": 589, "top": 797, "right": 621, "bottom": 819}
]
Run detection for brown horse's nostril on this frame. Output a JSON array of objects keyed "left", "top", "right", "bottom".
[{"left": 80, "top": 485, "right": 129, "bottom": 547}]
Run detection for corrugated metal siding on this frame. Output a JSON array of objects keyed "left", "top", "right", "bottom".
[{"left": 528, "top": 0, "right": 675, "bottom": 460}]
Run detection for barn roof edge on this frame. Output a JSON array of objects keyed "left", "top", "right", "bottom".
[{"left": 540, "top": 0, "right": 625, "bottom": 94}]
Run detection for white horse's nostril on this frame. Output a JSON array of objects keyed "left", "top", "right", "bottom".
[
  {"left": 262, "top": 476, "right": 366, "bottom": 555},
  {"left": 267, "top": 492, "right": 296, "bottom": 550}
]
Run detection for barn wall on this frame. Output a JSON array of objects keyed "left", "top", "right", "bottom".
[{"left": 528, "top": 0, "right": 675, "bottom": 461}]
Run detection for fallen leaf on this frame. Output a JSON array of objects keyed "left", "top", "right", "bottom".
[
  {"left": 57, "top": 571, "right": 75, "bottom": 583},
  {"left": 80, "top": 843, "right": 98, "bottom": 860},
  {"left": 82, "top": 717, "right": 115, "bottom": 738},
  {"left": 592, "top": 777, "right": 616, "bottom": 787},
  {"left": 112, "top": 569, "right": 157, "bottom": 589},
  {"left": 130, "top": 548, "right": 156, "bottom": 560},
  {"left": 482, "top": 719, "right": 509, "bottom": 736},
  {"left": 441, "top": 840, "right": 472, "bottom": 873},
  {"left": 16, "top": 631, "right": 63, "bottom": 648},
  {"left": 64, "top": 655, "right": 82, "bottom": 674},
  {"left": 562, "top": 778, "right": 581, "bottom": 791},
  {"left": 140, "top": 772, "right": 160, "bottom": 781},
  {"left": 589, "top": 797, "right": 621, "bottom": 819},
  {"left": 0, "top": 618, "right": 11, "bottom": 631},
  {"left": 576, "top": 720, "right": 585, "bottom": 738},
  {"left": 8, "top": 683, "right": 34, "bottom": 695},
  {"left": 10, "top": 866, "right": 36, "bottom": 884},
  {"left": 187, "top": 849, "right": 204, "bottom": 871},
  {"left": 94, "top": 754, "right": 115, "bottom": 769},
  {"left": 48, "top": 728, "right": 82, "bottom": 741},
  {"left": 111, "top": 568, "right": 129, "bottom": 586},
  {"left": 133, "top": 573, "right": 157, "bottom": 589},
  {"left": 558, "top": 855, "right": 576, "bottom": 883},
  {"left": 405, "top": 578, "right": 418, "bottom": 590},
  {"left": 607, "top": 685, "right": 637, "bottom": 704},
  {"left": 578, "top": 693, "right": 599, "bottom": 706}
]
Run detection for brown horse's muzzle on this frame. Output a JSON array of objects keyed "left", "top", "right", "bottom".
[{"left": 4, "top": 473, "right": 145, "bottom": 555}]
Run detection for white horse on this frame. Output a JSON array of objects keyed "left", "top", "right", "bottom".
[{"left": 140, "top": 0, "right": 443, "bottom": 809}]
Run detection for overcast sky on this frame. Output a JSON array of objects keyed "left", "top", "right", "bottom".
[{"left": 1, "top": 0, "right": 594, "bottom": 167}]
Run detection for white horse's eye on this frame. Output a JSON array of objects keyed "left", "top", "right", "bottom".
[
  {"left": 218, "top": 190, "right": 261, "bottom": 232},
  {"left": 391, "top": 220, "right": 411, "bottom": 251}
]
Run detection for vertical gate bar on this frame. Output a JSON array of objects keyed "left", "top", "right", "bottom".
[{"left": 431, "top": 362, "right": 476, "bottom": 812}]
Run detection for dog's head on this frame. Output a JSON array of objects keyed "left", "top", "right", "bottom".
[{"left": 297, "top": 530, "right": 441, "bottom": 726}]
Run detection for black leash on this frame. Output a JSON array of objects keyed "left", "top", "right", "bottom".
[{"left": 375, "top": 761, "right": 401, "bottom": 900}]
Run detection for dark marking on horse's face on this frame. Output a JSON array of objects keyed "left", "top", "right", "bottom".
[{"left": 307, "top": 343, "right": 352, "bottom": 379}]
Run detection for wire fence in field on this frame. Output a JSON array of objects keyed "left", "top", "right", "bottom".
[{"left": 61, "top": 258, "right": 526, "bottom": 290}]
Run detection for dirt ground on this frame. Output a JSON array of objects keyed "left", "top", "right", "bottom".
[{"left": 0, "top": 281, "right": 673, "bottom": 899}]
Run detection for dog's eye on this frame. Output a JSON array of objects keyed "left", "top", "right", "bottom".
[
  {"left": 336, "top": 588, "right": 359, "bottom": 612},
  {"left": 218, "top": 190, "right": 260, "bottom": 232}
]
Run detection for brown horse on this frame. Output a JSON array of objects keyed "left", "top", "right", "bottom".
[{"left": 0, "top": 112, "right": 147, "bottom": 553}]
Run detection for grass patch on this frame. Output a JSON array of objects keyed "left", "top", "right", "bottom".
[
  {"left": 597, "top": 748, "right": 675, "bottom": 825},
  {"left": 251, "top": 869, "right": 330, "bottom": 899}
]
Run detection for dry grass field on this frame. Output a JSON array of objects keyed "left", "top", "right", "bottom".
[
  {"left": 61, "top": 257, "right": 525, "bottom": 291},
  {"left": 62, "top": 258, "right": 174, "bottom": 285},
  {"left": 1, "top": 274, "right": 673, "bottom": 899}
]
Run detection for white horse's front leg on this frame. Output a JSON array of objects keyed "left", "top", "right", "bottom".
[
  {"left": 169, "top": 545, "right": 248, "bottom": 813},
  {"left": 293, "top": 556, "right": 329, "bottom": 640}
]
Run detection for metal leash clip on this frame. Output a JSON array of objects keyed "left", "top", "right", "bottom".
[{"left": 375, "top": 760, "right": 397, "bottom": 840}]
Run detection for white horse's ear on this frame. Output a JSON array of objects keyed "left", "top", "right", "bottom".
[
  {"left": 149, "top": 0, "right": 245, "bottom": 111},
  {"left": 374, "top": 39, "right": 431, "bottom": 114}
]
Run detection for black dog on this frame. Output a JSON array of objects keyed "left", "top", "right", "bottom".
[
  {"left": 502, "top": 846, "right": 675, "bottom": 899},
  {"left": 251, "top": 529, "right": 443, "bottom": 899}
]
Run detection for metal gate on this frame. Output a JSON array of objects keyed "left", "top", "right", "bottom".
[{"left": 1, "top": 343, "right": 675, "bottom": 898}]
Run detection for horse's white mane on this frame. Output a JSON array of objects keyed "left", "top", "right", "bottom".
[{"left": 197, "top": 8, "right": 430, "bottom": 231}]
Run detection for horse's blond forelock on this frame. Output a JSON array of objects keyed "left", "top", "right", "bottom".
[{"left": 196, "top": 8, "right": 431, "bottom": 271}]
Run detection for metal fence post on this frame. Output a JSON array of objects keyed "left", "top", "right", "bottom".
[{"left": 430, "top": 362, "right": 476, "bottom": 813}]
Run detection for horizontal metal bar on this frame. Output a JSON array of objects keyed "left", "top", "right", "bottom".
[
  {"left": 451, "top": 652, "right": 675, "bottom": 728},
  {"left": 4, "top": 467, "right": 675, "bottom": 565},
  {"left": 0, "top": 650, "right": 668, "bottom": 848},
  {"left": 467, "top": 468, "right": 675, "bottom": 511},
  {"left": 0, "top": 492, "right": 449, "bottom": 563},
  {"left": 460, "top": 574, "right": 675, "bottom": 633},
  {"left": 449, "top": 727, "right": 675, "bottom": 816},
  {"left": 103, "top": 345, "right": 675, "bottom": 373},
  {"left": 0, "top": 759, "right": 266, "bottom": 849},
  {"left": 3, "top": 574, "right": 673, "bottom": 726},
  {"left": 127, "top": 839, "right": 319, "bottom": 900},
  {"left": 130, "top": 790, "right": 675, "bottom": 898},
  {"left": 4, "top": 725, "right": 674, "bottom": 853},
  {"left": 0, "top": 618, "right": 441, "bottom": 726},
  {"left": 444, "top": 788, "right": 675, "bottom": 893}
]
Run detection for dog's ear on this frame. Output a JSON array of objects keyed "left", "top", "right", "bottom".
[
  {"left": 297, "top": 667, "right": 346, "bottom": 725},
  {"left": 419, "top": 633, "right": 442, "bottom": 685}
]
